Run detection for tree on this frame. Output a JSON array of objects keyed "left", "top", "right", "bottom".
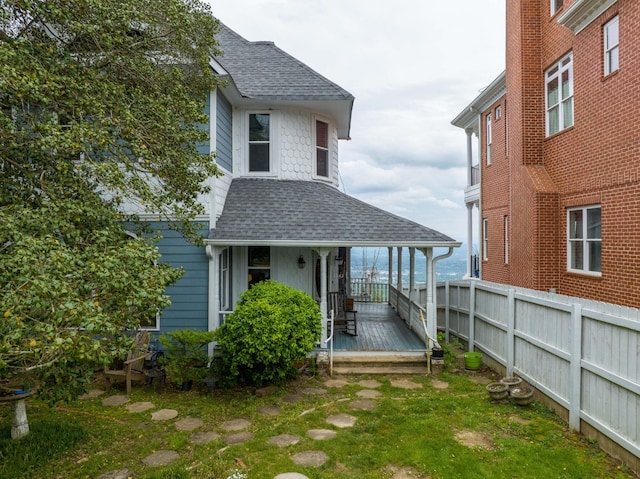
[{"left": 0, "top": 0, "right": 223, "bottom": 410}]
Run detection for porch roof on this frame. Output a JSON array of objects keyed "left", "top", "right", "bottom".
[{"left": 206, "top": 178, "right": 460, "bottom": 248}]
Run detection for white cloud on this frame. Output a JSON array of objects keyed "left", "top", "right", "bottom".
[{"left": 207, "top": 0, "right": 506, "bottom": 242}]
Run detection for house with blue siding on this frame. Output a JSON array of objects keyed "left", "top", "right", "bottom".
[{"left": 146, "top": 22, "right": 460, "bottom": 349}]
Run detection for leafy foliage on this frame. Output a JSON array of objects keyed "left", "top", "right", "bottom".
[
  {"left": 158, "top": 329, "right": 216, "bottom": 386},
  {"left": 0, "top": 0, "right": 222, "bottom": 404},
  {"left": 214, "top": 281, "right": 322, "bottom": 387}
]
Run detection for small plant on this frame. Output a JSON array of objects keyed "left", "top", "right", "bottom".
[
  {"left": 158, "top": 329, "right": 216, "bottom": 388},
  {"left": 214, "top": 280, "right": 321, "bottom": 387}
]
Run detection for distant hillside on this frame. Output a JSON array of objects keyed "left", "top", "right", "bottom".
[{"left": 350, "top": 246, "right": 467, "bottom": 284}]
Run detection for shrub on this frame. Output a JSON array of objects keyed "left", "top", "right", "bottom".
[
  {"left": 158, "top": 329, "right": 216, "bottom": 386},
  {"left": 214, "top": 280, "right": 321, "bottom": 386}
]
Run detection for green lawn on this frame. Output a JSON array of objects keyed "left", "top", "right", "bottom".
[{"left": 0, "top": 369, "right": 634, "bottom": 479}]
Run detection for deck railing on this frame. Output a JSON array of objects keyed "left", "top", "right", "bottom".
[{"left": 350, "top": 279, "right": 388, "bottom": 303}]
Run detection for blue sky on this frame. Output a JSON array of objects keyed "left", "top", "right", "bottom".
[{"left": 207, "top": 0, "right": 506, "bottom": 242}]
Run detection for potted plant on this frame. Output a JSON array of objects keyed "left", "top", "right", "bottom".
[{"left": 159, "top": 329, "right": 216, "bottom": 390}]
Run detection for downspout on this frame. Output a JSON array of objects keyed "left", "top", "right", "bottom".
[{"left": 431, "top": 247, "right": 455, "bottom": 346}]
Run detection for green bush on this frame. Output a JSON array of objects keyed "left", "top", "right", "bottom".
[
  {"left": 158, "top": 329, "right": 216, "bottom": 386},
  {"left": 214, "top": 280, "right": 321, "bottom": 387}
]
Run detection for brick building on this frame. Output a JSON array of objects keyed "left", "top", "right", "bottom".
[{"left": 452, "top": 0, "right": 640, "bottom": 308}]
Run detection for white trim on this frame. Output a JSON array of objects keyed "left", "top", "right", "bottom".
[
  {"left": 486, "top": 113, "right": 492, "bottom": 165},
  {"left": 604, "top": 15, "right": 619, "bottom": 75},
  {"left": 566, "top": 205, "right": 602, "bottom": 275},
  {"left": 482, "top": 218, "right": 489, "bottom": 261},
  {"left": 545, "top": 52, "right": 574, "bottom": 136},
  {"left": 558, "top": 0, "right": 617, "bottom": 34},
  {"left": 312, "top": 115, "right": 332, "bottom": 180}
]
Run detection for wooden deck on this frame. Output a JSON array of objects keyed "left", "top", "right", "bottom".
[{"left": 329, "top": 302, "right": 426, "bottom": 352}]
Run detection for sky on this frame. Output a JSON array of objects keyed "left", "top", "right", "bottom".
[{"left": 206, "top": 0, "right": 506, "bottom": 243}]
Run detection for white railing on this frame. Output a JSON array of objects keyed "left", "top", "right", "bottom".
[{"left": 436, "top": 279, "right": 640, "bottom": 473}]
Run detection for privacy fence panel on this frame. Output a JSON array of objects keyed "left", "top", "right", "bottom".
[{"left": 436, "top": 279, "right": 640, "bottom": 470}]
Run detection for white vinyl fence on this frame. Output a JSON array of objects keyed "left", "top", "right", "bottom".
[{"left": 436, "top": 279, "right": 640, "bottom": 465}]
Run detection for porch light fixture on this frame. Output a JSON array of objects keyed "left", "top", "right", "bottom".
[{"left": 297, "top": 255, "right": 306, "bottom": 269}]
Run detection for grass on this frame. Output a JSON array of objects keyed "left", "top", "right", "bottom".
[{"left": 0, "top": 368, "right": 635, "bottom": 479}]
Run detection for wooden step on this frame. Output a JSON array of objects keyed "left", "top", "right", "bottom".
[{"left": 330, "top": 353, "right": 429, "bottom": 375}]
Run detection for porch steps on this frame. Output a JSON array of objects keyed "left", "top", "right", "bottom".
[{"left": 330, "top": 352, "right": 429, "bottom": 375}]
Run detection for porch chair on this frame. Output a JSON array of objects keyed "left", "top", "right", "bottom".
[
  {"left": 104, "top": 330, "right": 151, "bottom": 394},
  {"left": 327, "top": 292, "right": 357, "bottom": 336}
]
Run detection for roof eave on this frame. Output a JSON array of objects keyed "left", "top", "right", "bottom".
[
  {"left": 451, "top": 71, "right": 506, "bottom": 129},
  {"left": 205, "top": 239, "right": 462, "bottom": 248}
]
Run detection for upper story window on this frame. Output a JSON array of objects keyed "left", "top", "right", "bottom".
[
  {"left": 567, "top": 205, "right": 601, "bottom": 275},
  {"left": 546, "top": 53, "right": 573, "bottom": 136},
  {"left": 315, "top": 120, "right": 329, "bottom": 177},
  {"left": 604, "top": 16, "right": 619, "bottom": 75},
  {"left": 551, "top": 0, "right": 563, "bottom": 16},
  {"left": 482, "top": 218, "right": 489, "bottom": 261},
  {"left": 495, "top": 106, "right": 502, "bottom": 120},
  {"left": 248, "top": 113, "right": 270, "bottom": 172},
  {"left": 486, "top": 114, "right": 492, "bottom": 165}
]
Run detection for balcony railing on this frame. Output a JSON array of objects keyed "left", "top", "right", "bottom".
[{"left": 350, "top": 278, "right": 389, "bottom": 303}]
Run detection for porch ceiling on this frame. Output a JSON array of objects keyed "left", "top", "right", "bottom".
[{"left": 206, "top": 178, "right": 461, "bottom": 248}]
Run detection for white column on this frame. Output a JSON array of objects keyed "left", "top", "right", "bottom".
[
  {"left": 425, "top": 248, "right": 436, "bottom": 343},
  {"left": 466, "top": 128, "right": 474, "bottom": 186},
  {"left": 205, "top": 245, "right": 220, "bottom": 357},
  {"left": 388, "top": 247, "right": 393, "bottom": 304},
  {"left": 467, "top": 204, "right": 474, "bottom": 278},
  {"left": 409, "top": 247, "right": 415, "bottom": 325},
  {"left": 315, "top": 248, "right": 331, "bottom": 348},
  {"left": 396, "top": 247, "right": 403, "bottom": 294}
]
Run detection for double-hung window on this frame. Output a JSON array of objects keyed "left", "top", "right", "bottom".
[
  {"left": 486, "top": 114, "right": 492, "bottom": 165},
  {"left": 248, "top": 113, "right": 270, "bottom": 172},
  {"left": 546, "top": 53, "right": 573, "bottom": 136},
  {"left": 248, "top": 246, "right": 270, "bottom": 287},
  {"left": 567, "top": 206, "right": 601, "bottom": 274},
  {"left": 315, "top": 120, "right": 329, "bottom": 177},
  {"left": 483, "top": 218, "right": 489, "bottom": 261},
  {"left": 604, "top": 16, "right": 619, "bottom": 75}
]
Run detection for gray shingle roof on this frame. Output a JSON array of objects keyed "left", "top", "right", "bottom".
[
  {"left": 214, "top": 23, "right": 354, "bottom": 102},
  {"left": 207, "top": 178, "right": 459, "bottom": 247}
]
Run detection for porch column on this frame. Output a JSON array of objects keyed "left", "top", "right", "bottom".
[
  {"left": 466, "top": 127, "right": 474, "bottom": 186},
  {"left": 315, "top": 248, "right": 331, "bottom": 348},
  {"left": 467, "top": 204, "right": 474, "bottom": 278},
  {"left": 425, "top": 247, "right": 437, "bottom": 344},
  {"left": 409, "top": 247, "right": 415, "bottom": 326},
  {"left": 388, "top": 246, "right": 393, "bottom": 304},
  {"left": 205, "top": 245, "right": 220, "bottom": 357},
  {"left": 396, "top": 247, "right": 403, "bottom": 294}
]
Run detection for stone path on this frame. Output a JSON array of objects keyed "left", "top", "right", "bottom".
[{"left": 93, "top": 375, "right": 429, "bottom": 479}]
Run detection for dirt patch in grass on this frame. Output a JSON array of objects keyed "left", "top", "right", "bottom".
[
  {"left": 384, "top": 464, "right": 429, "bottom": 478},
  {"left": 455, "top": 429, "right": 494, "bottom": 449}
]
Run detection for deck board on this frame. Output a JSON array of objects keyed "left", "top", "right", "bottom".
[{"left": 330, "top": 303, "right": 425, "bottom": 352}]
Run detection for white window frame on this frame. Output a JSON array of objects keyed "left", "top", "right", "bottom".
[
  {"left": 604, "top": 16, "right": 619, "bottom": 76},
  {"left": 486, "top": 114, "right": 492, "bottom": 165},
  {"left": 495, "top": 106, "right": 502, "bottom": 120},
  {"left": 551, "top": 0, "right": 563, "bottom": 16},
  {"left": 248, "top": 246, "right": 271, "bottom": 288},
  {"left": 567, "top": 205, "right": 602, "bottom": 275},
  {"left": 314, "top": 118, "right": 330, "bottom": 178},
  {"left": 504, "top": 215, "right": 509, "bottom": 265},
  {"left": 247, "top": 112, "right": 271, "bottom": 174},
  {"left": 482, "top": 218, "right": 489, "bottom": 261},
  {"left": 220, "top": 248, "right": 231, "bottom": 311},
  {"left": 545, "top": 53, "right": 574, "bottom": 136}
]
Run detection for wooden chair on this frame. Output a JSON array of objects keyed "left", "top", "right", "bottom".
[
  {"left": 327, "top": 292, "right": 357, "bottom": 336},
  {"left": 104, "top": 330, "right": 150, "bottom": 394}
]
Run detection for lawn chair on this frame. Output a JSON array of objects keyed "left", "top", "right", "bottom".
[
  {"left": 104, "top": 330, "right": 150, "bottom": 394},
  {"left": 327, "top": 292, "right": 357, "bottom": 336}
]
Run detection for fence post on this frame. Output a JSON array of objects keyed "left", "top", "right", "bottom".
[
  {"left": 569, "top": 302, "right": 582, "bottom": 431},
  {"left": 445, "top": 280, "right": 450, "bottom": 343},
  {"left": 469, "top": 281, "right": 475, "bottom": 351},
  {"left": 506, "top": 288, "right": 515, "bottom": 377}
]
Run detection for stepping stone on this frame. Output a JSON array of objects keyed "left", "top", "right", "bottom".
[
  {"left": 151, "top": 409, "right": 178, "bottom": 421},
  {"left": 268, "top": 434, "right": 301, "bottom": 447},
  {"left": 431, "top": 379, "right": 449, "bottom": 389},
  {"left": 326, "top": 413, "right": 357, "bottom": 428},
  {"left": 257, "top": 405, "right": 281, "bottom": 416},
  {"left": 220, "top": 418, "right": 251, "bottom": 431},
  {"left": 175, "top": 417, "right": 203, "bottom": 431},
  {"left": 126, "top": 401, "right": 154, "bottom": 413},
  {"left": 102, "top": 395, "right": 129, "bottom": 407},
  {"left": 300, "top": 387, "right": 326, "bottom": 395},
  {"left": 292, "top": 450, "right": 329, "bottom": 467},
  {"left": 356, "top": 389, "right": 381, "bottom": 398},
  {"left": 256, "top": 385, "right": 279, "bottom": 397},
  {"left": 349, "top": 399, "right": 376, "bottom": 410},
  {"left": 357, "top": 379, "right": 382, "bottom": 388},
  {"left": 390, "top": 379, "right": 422, "bottom": 389},
  {"left": 281, "top": 393, "right": 303, "bottom": 403},
  {"left": 274, "top": 474, "right": 309, "bottom": 479},
  {"left": 97, "top": 469, "right": 132, "bottom": 479},
  {"left": 189, "top": 431, "right": 220, "bottom": 444},
  {"left": 141, "top": 449, "right": 179, "bottom": 466},
  {"left": 79, "top": 389, "right": 104, "bottom": 400},
  {"left": 224, "top": 431, "right": 254, "bottom": 445},
  {"left": 324, "top": 378, "right": 348, "bottom": 388},
  {"left": 307, "top": 429, "right": 337, "bottom": 440}
]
